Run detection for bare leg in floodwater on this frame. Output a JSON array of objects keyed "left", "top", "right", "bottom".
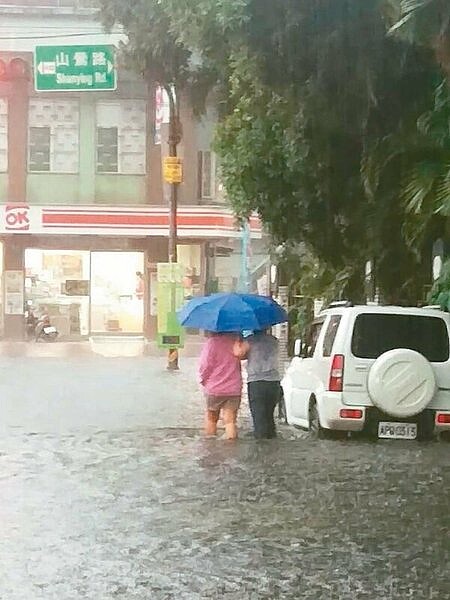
[
  {"left": 222, "top": 408, "right": 238, "bottom": 440},
  {"left": 204, "top": 410, "right": 220, "bottom": 436}
]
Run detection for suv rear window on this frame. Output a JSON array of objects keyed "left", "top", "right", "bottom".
[
  {"left": 323, "top": 315, "right": 341, "bottom": 357},
  {"left": 305, "top": 319, "right": 324, "bottom": 358},
  {"left": 351, "top": 314, "right": 449, "bottom": 363}
]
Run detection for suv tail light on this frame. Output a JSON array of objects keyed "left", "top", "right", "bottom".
[
  {"left": 329, "top": 354, "right": 344, "bottom": 392},
  {"left": 340, "top": 409, "right": 363, "bottom": 419},
  {"left": 436, "top": 413, "right": 450, "bottom": 424}
]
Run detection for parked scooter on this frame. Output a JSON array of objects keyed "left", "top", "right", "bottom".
[
  {"left": 34, "top": 313, "right": 58, "bottom": 342},
  {"left": 24, "top": 302, "right": 38, "bottom": 341}
]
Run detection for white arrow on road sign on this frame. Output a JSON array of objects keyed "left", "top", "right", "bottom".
[
  {"left": 107, "top": 60, "right": 114, "bottom": 74},
  {"left": 37, "top": 61, "right": 56, "bottom": 75}
]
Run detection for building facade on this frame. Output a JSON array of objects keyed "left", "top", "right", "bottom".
[{"left": 0, "top": 0, "right": 264, "bottom": 339}]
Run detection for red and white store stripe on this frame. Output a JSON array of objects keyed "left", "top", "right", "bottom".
[{"left": 1, "top": 204, "right": 262, "bottom": 239}]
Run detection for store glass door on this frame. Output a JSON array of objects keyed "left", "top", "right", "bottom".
[
  {"left": 0, "top": 241, "right": 3, "bottom": 336},
  {"left": 90, "top": 252, "right": 144, "bottom": 334}
]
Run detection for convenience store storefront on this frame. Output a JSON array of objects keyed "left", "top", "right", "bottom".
[{"left": 0, "top": 204, "right": 261, "bottom": 339}]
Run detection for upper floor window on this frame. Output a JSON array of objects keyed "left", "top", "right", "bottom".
[
  {"left": 197, "top": 150, "right": 215, "bottom": 200},
  {"left": 96, "top": 100, "right": 146, "bottom": 175},
  {"left": 28, "top": 98, "right": 79, "bottom": 173},
  {"left": 0, "top": 99, "right": 7, "bottom": 173}
]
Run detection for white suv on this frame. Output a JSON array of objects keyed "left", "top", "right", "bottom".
[{"left": 282, "top": 305, "right": 450, "bottom": 440}]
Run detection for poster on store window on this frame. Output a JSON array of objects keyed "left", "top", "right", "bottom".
[
  {"left": 64, "top": 279, "right": 90, "bottom": 296},
  {"left": 4, "top": 270, "right": 24, "bottom": 315},
  {"left": 150, "top": 272, "right": 158, "bottom": 316}
]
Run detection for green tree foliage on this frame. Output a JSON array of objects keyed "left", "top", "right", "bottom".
[
  {"left": 169, "top": 0, "right": 441, "bottom": 303},
  {"left": 101, "top": 0, "right": 449, "bottom": 305},
  {"left": 384, "top": 2, "right": 450, "bottom": 246},
  {"left": 400, "top": 83, "right": 450, "bottom": 243},
  {"left": 99, "top": 0, "right": 188, "bottom": 86},
  {"left": 387, "top": 0, "right": 450, "bottom": 79},
  {"left": 385, "top": 1, "right": 450, "bottom": 304},
  {"left": 98, "top": 0, "right": 216, "bottom": 113}
]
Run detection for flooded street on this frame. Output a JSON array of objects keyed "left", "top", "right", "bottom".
[{"left": 0, "top": 357, "right": 448, "bottom": 599}]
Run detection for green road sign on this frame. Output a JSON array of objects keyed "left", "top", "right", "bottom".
[{"left": 34, "top": 45, "right": 117, "bottom": 92}]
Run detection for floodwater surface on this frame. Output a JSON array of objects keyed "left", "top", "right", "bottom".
[{"left": 0, "top": 357, "right": 447, "bottom": 599}]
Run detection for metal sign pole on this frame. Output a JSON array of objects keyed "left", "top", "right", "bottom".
[{"left": 238, "top": 220, "right": 250, "bottom": 293}]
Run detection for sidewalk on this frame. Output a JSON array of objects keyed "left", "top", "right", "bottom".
[{"left": 0, "top": 336, "right": 204, "bottom": 358}]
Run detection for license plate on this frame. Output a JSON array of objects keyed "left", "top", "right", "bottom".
[
  {"left": 378, "top": 422, "right": 417, "bottom": 440},
  {"left": 43, "top": 326, "right": 57, "bottom": 334}
]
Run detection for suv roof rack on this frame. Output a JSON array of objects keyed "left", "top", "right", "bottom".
[{"left": 327, "top": 300, "right": 353, "bottom": 309}]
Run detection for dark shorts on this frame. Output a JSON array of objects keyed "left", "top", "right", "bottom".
[{"left": 205, "top": 394, "right": 241, "bottom": 413}]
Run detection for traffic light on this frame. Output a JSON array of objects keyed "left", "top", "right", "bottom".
[{"left": 0, "top": 58, "right": 30, "bottom": 81}]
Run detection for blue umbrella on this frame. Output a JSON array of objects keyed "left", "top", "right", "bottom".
[{"left": 177, "top": 293, "right": 288, "bottom": 332}]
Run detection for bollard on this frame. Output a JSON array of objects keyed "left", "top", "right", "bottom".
[{"left": 167, "top": 347, "right": 179, "bottom": 370}]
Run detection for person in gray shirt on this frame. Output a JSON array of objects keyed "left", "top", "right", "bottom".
[{"left": 238, "top": 329, "right": 280, "bottom": 438}]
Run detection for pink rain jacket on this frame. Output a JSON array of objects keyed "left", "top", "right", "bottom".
[{"left": 198, "top": 335, "right": 242, "bottom": 397}]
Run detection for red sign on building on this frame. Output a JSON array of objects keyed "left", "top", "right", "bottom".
[{"left": 5, "top": 203, "right": 30, "bottom": 231}]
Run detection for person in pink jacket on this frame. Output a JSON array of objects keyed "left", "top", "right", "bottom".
[{"left": 198, "top": 333, "right": 243, "bottom": 439}]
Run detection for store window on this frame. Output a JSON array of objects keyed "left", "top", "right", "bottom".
[
  {"left": 0, "top": 99, "right": 7, "bottom": 172},
  {"left": 28, "top": 99, "right": 79, "bottom": 173},
  {"left": 24, "top": 250, "right": 146, "bottom": 337},
  {"left": 96, "top": 100, "right": 146, "bottom": 174},
  {"left": 25, "top": 249, "right": 90, "bottom": 337}
]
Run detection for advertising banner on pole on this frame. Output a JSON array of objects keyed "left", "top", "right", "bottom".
[
  {"left": 154, "top": 85, "right": 170, "bottom": 145},
  {"left": 156, "top": 263, "right": 185, "bottom": 349}
]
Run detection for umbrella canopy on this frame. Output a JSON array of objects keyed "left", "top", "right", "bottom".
[{"left": 177, "top": 293, "right": 288, "bottom": 333}]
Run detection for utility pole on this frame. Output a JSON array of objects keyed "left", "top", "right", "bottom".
[
  {"left": 165, "top": 85, "right": 182, "bottom": 370},
  {"left": 167, "top": 86, "right": 181, "bottom": 264}
]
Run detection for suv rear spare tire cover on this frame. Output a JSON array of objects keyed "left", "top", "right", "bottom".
[{"left": 367, "top": 349, "right": 436, "bottom": 418}]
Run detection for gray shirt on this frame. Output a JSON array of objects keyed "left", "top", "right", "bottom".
[{"left": 246, "top": 334, "right": 280, "bottom": 383}]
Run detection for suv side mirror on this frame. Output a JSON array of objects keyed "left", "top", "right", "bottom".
[{"left": 294, "top": 338, "right": 303, "bottom": 357}]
